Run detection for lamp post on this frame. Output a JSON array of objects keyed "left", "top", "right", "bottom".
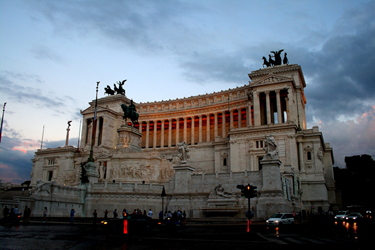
[
  {"left": 161, "top": 186, "right": 166, "bottom": 220},
  {"left": 88, "top": 81, "right": 100, "bottom": 162},
  {"left": 0, "top": 102, "right": 6, "bottom": 143}
]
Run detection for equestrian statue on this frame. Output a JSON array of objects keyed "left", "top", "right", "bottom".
[{"left": 121, "top": 100, "right": 139, "bottom": 126}]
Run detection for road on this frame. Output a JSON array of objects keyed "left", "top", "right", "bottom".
[{"left": 0, "top": 218, "right": 371, "bottom": 249}]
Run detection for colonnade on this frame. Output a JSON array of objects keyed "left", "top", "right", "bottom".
[
  {"left": 137, "top": 107, "right": 251, "bottom": 149},
  {"left": 252, "top": 89, "right": 290, "bottom": 126}
]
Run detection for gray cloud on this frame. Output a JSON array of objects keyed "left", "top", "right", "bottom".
[
  {"left": 31, "top": 45, "right": 63, "bottom": 62},
  {"left": 0, "top": 71, "right": 66, "bottom": 108}
]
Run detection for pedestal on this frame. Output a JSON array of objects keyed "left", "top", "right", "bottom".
[
  {"left": 173, "top": 164, "right": 194, "bottom": 193},
  {"left": 84, "top": 162, "right": 99, "bottom": 185},
  {"left": 116, "top": 125, "right": 142, "bottom": 152},
  {"left": 257, "top": 158, "right": 292, "bottom": 219}
]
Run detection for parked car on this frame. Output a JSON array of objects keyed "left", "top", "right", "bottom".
[
  {"left": 266, "top": 213, "right": 294, "bottom": 226},
  {"left": 334, "top": 211, "right": 349, "bottom": 221},
  {"left": 345, "top": 212, "right": 363, "bottom": 222}
]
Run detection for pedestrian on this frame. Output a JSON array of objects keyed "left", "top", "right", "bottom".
[
  {"left": 104, "top": 210, "right": 108, "bottom": 219},
  {"left": 3, "top": 206, "right": 9, "bottom": 218},
  {"left": 122, "top": 208, "right": 127, "bottom": 217},
  {"left": 93, "top": 209, "right": 97, "bottom": 224},
  {"left": 148, "top": 209, "right": 153, "bottom": 218},
  {"left": 113, "top": 209, "right": 118, "bottom": 218},
  {"left": 23, "top": 206, "right": 30, "bottom": 223},
  {"left": 43, "top": 207, "right": 48, "bottom": 222},
  {"left": 70, "top": 209, "right": 75, "bottom": 223},
  {"left": 159, "top": 211, "right": 163, "bottom": 221}
]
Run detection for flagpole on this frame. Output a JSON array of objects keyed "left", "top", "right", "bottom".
[
  {"left": 0, "top": 102, "right": 6, "bottom": 143},
  {"left": 40, "top": 125, "right": 45, "bottom": 149},
  {"left": 88, "top": 81, "right": 100, "bottom": 162},
  {"left": 77, "top": 119, "right": 81, "bottom": 152}
]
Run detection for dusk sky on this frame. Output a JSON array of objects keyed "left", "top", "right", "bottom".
[{"left": 1, "top": 0, "right": 374, "bottom": 184}]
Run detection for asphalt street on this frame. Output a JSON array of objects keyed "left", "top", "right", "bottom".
[{"left": 0, "top": 219, "right": 370, "bottom": 250}]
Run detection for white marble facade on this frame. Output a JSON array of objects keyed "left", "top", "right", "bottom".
[{"left": 27, "top": 64, "right": 337, "bottom": 220}]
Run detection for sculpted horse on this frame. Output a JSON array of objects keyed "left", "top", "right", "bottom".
[
  {"left": 262, "top": 56, "right": 271, "bottom": 67},
  {"left": 104, "top": 85, "right": 115, "bottom": 95},
  {"left": 114, "top": 80, "right": 126, "bottom": 95},
  {"left": 268, "top": 55, "right": 275, "bottom": 66},
  {"left": 121, "top": 100, "right": 139, "bottom": 126}
]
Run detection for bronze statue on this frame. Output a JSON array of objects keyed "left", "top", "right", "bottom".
[
  {"left": 121, "top": 100, "right": 139, "bottom": 126},
  {"left": 268, "top": 55, "right": 275, "bottom": 66},
  {"left": 262, "top": 50, "right": 289, "bottom": 67},
  {"left": 115, "top": 80, "right": 126, "bottom": 95},
  {"left": 104, "top": 85, "right": 115, "bottom": 95},
  {"left": 271, "top": 49, "right": 284, "bottom": 65},
  {"left": 262, "top": 57, "right": 271, "bottom": 67},
  {"left": 105, "top": 80, "right": 126, "bottom": 96},
  {"left": 283, "top": 53, "right": 289, "bottom": 65}
]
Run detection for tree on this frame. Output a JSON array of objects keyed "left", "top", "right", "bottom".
[{"left": 334, "top": 154, "right": 375, "bottom": 210}]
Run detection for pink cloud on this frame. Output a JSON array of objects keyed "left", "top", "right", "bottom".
[{"left": 12, "top": 148, "right": 27, "bottom": 154}]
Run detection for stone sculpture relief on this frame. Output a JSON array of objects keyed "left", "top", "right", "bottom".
[
  {"left": 177, "top": 141, "right": 190, "bottom": 164},
  {"left": 263, "top": 135, "right": 278, "bottom": 160},
  {"left": 108, "top": 163, "right": 174, "bottom": 181},
  {"left": 213, "top": 183, "right": 234, "bottom": 198}
]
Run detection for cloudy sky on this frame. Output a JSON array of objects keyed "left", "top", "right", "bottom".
[{"left": 1, "top": 0, "right": 374, "bottom": 184}]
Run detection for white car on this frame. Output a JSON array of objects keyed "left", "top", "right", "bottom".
[
  {"left": 334, "top": 211, "right": 349, "bottom": 221},
  {"left": 345, "top": 212, "right": 363, "bottom": 221},
  {"left": 266, "top": 213, "right": 294, "bottom": 226}
]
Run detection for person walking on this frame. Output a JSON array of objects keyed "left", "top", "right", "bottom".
[
  {"left": 147, "top": 209, "right": 153, "bottom": 219},
  {"left": 113, "top": 209, "right": 118, "bottom": 218},
  {"left": 93, "top": 209, "right": 97, "bottom": 224},
  {"left": 104, "top": 210, "right": 108, "bottom": 219},
  {"left": 70, "top": 209, "right": 75, "bottom": 223},
  {"left": 43, "top": 207, "right": 48, "bottom": 222}
]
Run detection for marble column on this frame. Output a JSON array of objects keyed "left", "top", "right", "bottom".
[
  {"left": 183, "top": 117, "right": 187, "bottom": 142},
  {"left": 153, "top": 120, "right": 157, "bottom": 148},
  {"left": 206, "top": 114, "right": 210, "bottom": 142},
  {"left": 191, "top": 116, "right": 195, "bottom": 145},
  {"left": 139, "top": 121, "right": 143, "bottom": 134},
  {"left": 276, "top": 90, "right": 282, "bottom": 124},
  {"left": 146, "top": 121, "right": 149, "bottom": 149},
  {"left": 198, "top": 115, "right": 202, "bottom": 142},
  {"left": 161, "top": 120, "right": 165, "bottom": 148},
  {"left": 222, "top": 112, "right": 226, "bottom": 137},
  {"left": 253, "top": 92, "right": 260, "bottom": 126},
  {"left": 214, "top": 112, "right": 218, "bottom": 137},
  {"left": 176, "top": 118, "right": 180, "bottom": 145},
  {"left": 168, "top": 119, "right": 172, "bottom": 147},
  {"left": 287, "top": 88, "right": 295, "bottom": 123},
  {"left": 266, "top": 91, "right": 271, "bottom": 125}
]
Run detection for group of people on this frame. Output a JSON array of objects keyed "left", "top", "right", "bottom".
[
  {"left": 99, "top": 208, "right": 154, "bottom": 219},
  {"left": 160, "top": 210, "right": 186, "bottom": 225},
  {"left": 2, "top": 205, "right": 31, "bottom": 224},
  {"left": 97, "top": 208, "right": 155, "bottom": 220}
]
